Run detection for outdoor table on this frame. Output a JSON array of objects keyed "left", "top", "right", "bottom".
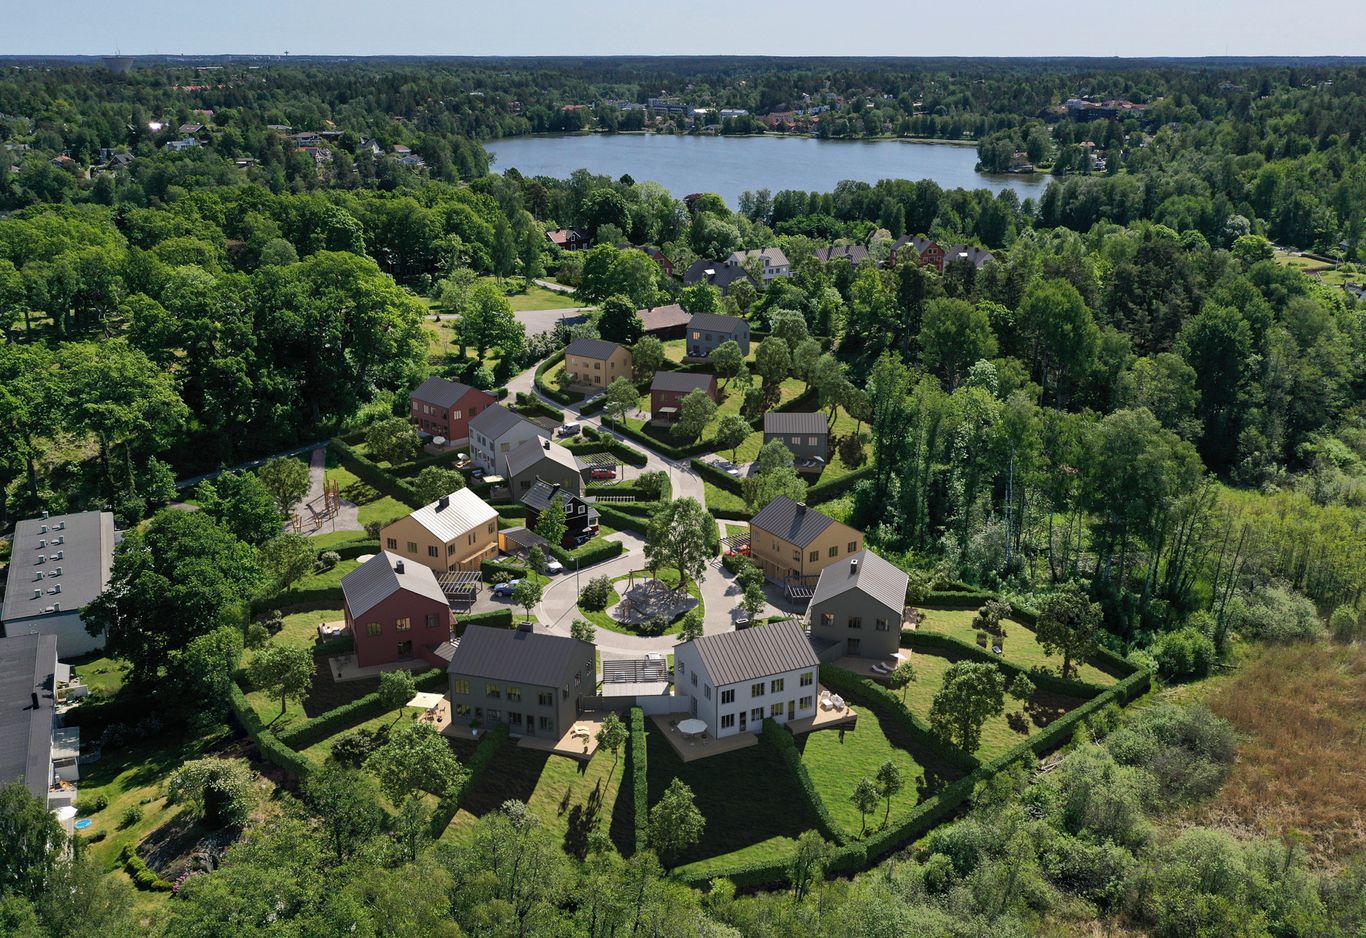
[{"left": 677, "top": 718, "right": 707, "bottom": 737}]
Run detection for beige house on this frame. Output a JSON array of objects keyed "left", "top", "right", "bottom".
[
  {"left": 749, "top": 495, "right": 863, "bottom": 587},
  {"left": 564, "top": 338, "right": 633, "bottom": 388},
  {"left": 380, "top": 488, "right": 499, "bottom": 573}
]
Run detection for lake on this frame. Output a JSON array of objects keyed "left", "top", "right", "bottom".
[{"left": 484, "top": 134, "right": 1050, "bottom": 207}]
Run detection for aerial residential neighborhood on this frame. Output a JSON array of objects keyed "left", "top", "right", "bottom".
[{"left": 0, "top": 39, "right": 1362, "bottom": 938}]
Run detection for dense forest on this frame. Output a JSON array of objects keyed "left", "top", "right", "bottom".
[{"left": 1, "top": 57, "right": 1365, "bottom": 938}]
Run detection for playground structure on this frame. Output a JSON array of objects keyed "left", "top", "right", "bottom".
[{"left": 291, "top": 479, "right": 344, "bottom": 533}]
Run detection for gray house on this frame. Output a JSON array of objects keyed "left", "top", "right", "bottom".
[
  {"left": 1, "top": 511, "right": 115, "bottom": 658},
  {"left": 763, "top": 412, "right": 830, "bottom": 462},
  {"left": 0, "top": 633, "right": 80, "bottom": 810},
  {"left": 447, "top": 624, "right": 596, "bottom": 741},
  {"left": 468, "top": 404, "right": 551, "bottom": 477},
  {"left": 506, "top": 438, "right": 584, "bottom": 497},
  {"left": 686, "top": 312, "right": 751, "bottom": 359},
  {"left": 807, "top": 551, "right": 909, "bottom": 661}
]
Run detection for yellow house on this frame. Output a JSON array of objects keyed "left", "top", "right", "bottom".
[
  {"left": 564, "top": 338, "right": 633, "bottom": 388},
  {"left": 380, "top": 488, "right": 499, "bottom": 573},
  {"left": 749, "top": 495, "right": 863, "bottom": 587}
]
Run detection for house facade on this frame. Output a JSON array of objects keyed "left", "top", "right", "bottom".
[
  {"left": 564, "top": 338, "right": 633, "bottom": 389},
  {"left": 468, "top": 404, "right": 552, "bottom": 476},
  {"left": 342, "top": 552, "right": 453, "bottom": 668},
  {"left": 943, "top": 244, "right": 996, "bottom": 270},
  {"left": 762, "top": 412, "right": 830, "bottom": 462},
  {"left": 447, "top": 624, "right": 596, "bottom": 741},
  {"left": 408, "top": 377, "right": 496, "bottom": 445},
  {"left": 749, "top": 496, "right": 864, "bottom": 585},
  {"left": 726, "top": 248, "right": 791, "bottom": 282},
  {"left": 1, "top": 511, "right": 115, "bottom": 659},
  {"left": 685, "top": 312, "right": 751, "bottom": 358},
  {"left": 807, "top": 551, "right": 909, "bottom": 660},
  {"left": 889, "top": 235, "right": 946, "bottom": 271},
  {"left": 380, "top": 489, "right": 499, "bottom": 573},
  {"left": 546, "top": 228, "right": 589, "bottom": 251},
  {"left": 681, "top": 258, "right": 756, "bottom": 295},
  {"left": 519, "top": 481, "right": 599, "bottom": 547},
  {"left": 506, "top": 439, "right": 585, "bottom": 497},
  {"left": 650, "top": 372, "right": 718, "bottom": 424},
  {"left": 673, "top": 620, "right": 820, "bottom": 738}
]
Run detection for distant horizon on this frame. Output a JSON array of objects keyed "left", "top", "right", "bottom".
[
  {"left": 7, "top": 53, "right": 1366, "bottom": 64},
  {"left": 4, "top": 0, "right": 1364, "bottom": 59}
]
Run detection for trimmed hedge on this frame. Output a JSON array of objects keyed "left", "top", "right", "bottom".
[
  {"left": 900, "top": 631, "right": 1107, "bottom": 699},
  {"left": 610, "top": 419, "right": 713, "bottom": 461},
  {"left": 690, "top": 457, "right": 743, "bottom": 496},
  {"left": 806, "top": 465, "right": 875, "bottom": 505},
  {"left": 228, "top": 680, "right": 313, "bottom": 778},
  {"left": 331, "top": 538, "right": 381, "bottom": 560},
  {"left": 329, "top": 437, "right": 423, "bottom": 509},
  {"left": 482, "top": 558, "right": 527, "bottom": 580},
  {"left": 759, "top": 719, "right": 846, "bottom": 844},
  {"left": 265, "top": 584, "right": 344, "bottom": 610},
  {"left": 551, "top": 537, "right": 625, "bottom": 568},
  {"left": 708, "top": 505, "right": 752, "bottom": 522},
  {"left": 119, "top": 845, "right": 172, "bottom": 891},
  {"left": 629, "top": 707, "right": 648, "bottom": 855},
  {"left": 513, "top": 391, "right": 565, "bottom": 422},
  {"left": 454, "top": 608, "right": 515, "bottom": 633},
  {"left": 428, "top": 722, "right": 511, "bottom": 836},
  {"left": 818, "top": 665, "right": 979, "bottom": 775},
  {"left": 534, "top": 350, "right": 582, "bottom": 405},
  {"left": 920, "top": 590, "right": 999, "bottom": 609},
  {"left": 595, "top": 504, "right": 648, "bottom": 533}
]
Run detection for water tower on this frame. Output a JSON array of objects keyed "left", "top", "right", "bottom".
[{"left": 102, "top": 55, "right": 134, "bottom": 75}]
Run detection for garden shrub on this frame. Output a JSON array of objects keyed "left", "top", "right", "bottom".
[
  {"left": 580, "top": 575, "right": 614, "bottom": 611},
  {"left": 1225, "top": 583, "right": 1324, "bottom": 643},
  {"left": 1151, "top": 626, "right": 1217, "bottom": 680},
  {"left": 629, "top": 707, "right": 649, "bottom": 855}
]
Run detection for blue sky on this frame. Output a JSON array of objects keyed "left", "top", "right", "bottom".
[{"left": 3, "top": 0, "right": 1362, "bottom": 57}]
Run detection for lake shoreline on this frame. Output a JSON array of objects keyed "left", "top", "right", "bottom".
[{"left": 487, "top": 129, "right": 983, "bottom": 148}]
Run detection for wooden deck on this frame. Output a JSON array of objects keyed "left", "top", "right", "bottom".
[{"left": 650, "top": 714, "right": 759, "bottom": 763}]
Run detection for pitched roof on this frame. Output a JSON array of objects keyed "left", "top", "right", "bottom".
[
  {"left": 637, "top": 304, "right": 691, "bottom": 333},
  {"left": 519, "top": 480, "right": 593, "bottom": 513},
  {"left": 687, "top": 312, "right": 747, "bottom": 334},
  {"left": 0, "top": 633, "right": 57, "bottom": 800},
  {"left": 808, "top": 550, "right": 909, "bottom": 614},
  {"left": 341, "top": 551, "right": 447, "bottom": 620},
  {"left": 410, "top": 376, "right": 479, "bottom": 409},
  {"left": 405, "top": 489, "right": 498, "bottom": 543},
  {"left": 682, "top": 259, "right": 755, "bottom": 291},
  {"left": 565, "top": 338, "right": 626, "bottom": 360},
  {"left": 812, "top": 244, "right": 870, "bottom": 265},
  {"left": 650, "top": 371, "right": 715, "bottom": 394},
  {"left": 943, "top": 245, "right": 996, "bottom": 268},
  {"left": 764, "top": 412, "right": 829, "bottom": 437},
  {"left": 448, "top": 624, "right": 590, "bottom": 687},
  {"left": 750, "top": 495, "right": 837, "bottom": 548},
  {"left": 729, "top": 247, "right": 790, "bottom": 268},
  {"left": 468, "top": 403, "right": 533, "bottom": 440},
  {"left": 685, "top": 619, "right": 819, "bottom": 686},
  {"left": 505, "top": 438, "right": 581, "bottom": 478},
  {"left": 2, "top": 511, "right": 115, "bottom": 623}
]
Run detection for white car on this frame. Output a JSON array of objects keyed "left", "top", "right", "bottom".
[{"left": 545, "top": 559, "right": 564, "bottom": 575}]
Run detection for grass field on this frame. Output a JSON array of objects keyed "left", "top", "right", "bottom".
[
  {"left": 1204, "top": 642, "right": 1366, "bottom": 864},
  {"left": 445, "top": 743, "right": 632, "bottom": 857},
  {"left": 646, "top": 722, "right": 821, "bottom": 877},
  {"left": 68, "top": 651, "right": 131, "bottom": 698},
  {"left": 914, "top": 607, "right": 1121, "bottom": 686},
  {"left": 325, "top": 462, "right": 411, "bottom": 529}
]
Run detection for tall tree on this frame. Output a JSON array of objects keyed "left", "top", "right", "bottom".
[
  {"left": 246, "top": 643, "right": 314, "bottom": 717},
  {"left": 1034, "top": 581, "right": 1102, "bottom": 679},
  {"left": 644, "top": 498, "right": 713, "bottom": 594},
  {"left": 648, "top": 779, "right": 704, "bottom": 868},
  {"left": 929, "top": 661, "right": 1005, "bottom": 753}
]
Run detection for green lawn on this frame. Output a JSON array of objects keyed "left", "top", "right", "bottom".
[
  {"left": 445, "top": 743, "right": 632, "bottom": 857},
  {"left": 577, "top": 568, "right": 701, "bottom": 637},
  {"left": 325, "top": 463, "right": 411, "bottom": 529},
  {"left": 796, "top": 708, "right": 960, "bottom": 839},
  {"left": 645, "top": 722, "right": 821, "bottom": 877},
  {"left": 297, "top": 706, "right": 414, "bottom": 769},
  {"left": 883, "top": 647, "right": 1089, "bottom": 761},
  {"left": 704, "top": 479, "right": 749, "bottom": 514},
  {"left": 914, "top": 607, "right": 1120, "bottom": 686},
  {"left": 68, "top": 651, "right": 130, "bottom": 698}
]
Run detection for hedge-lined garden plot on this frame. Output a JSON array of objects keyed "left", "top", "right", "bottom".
[{"left": 914, "top": 606, "right": 1122, "bottom": 686}]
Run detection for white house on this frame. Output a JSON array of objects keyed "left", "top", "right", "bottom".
[
  {"left": 725, "top": 247, "right": 791, "bottom": 282},
  {"left": 673, "top": 619, "right": 820, "bottom": 738},
  {"left": 467, "top": 404, "right": 551, "bottom": 477}
]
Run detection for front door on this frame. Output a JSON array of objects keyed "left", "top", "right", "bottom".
[
  {"left": 739, "top": 711, "right": 747, "bottom": 733},
  {"left": 524, "top": 714, "right": 534, "bottom": 736},
  {"left": 787, "top": 700, "right": 795, "bottom": 720},
  {"left": 847, "top": 638, "right": 861, "bottom": 655},
  {"left": 397, "top": 640, "right": 412, "bottom": 657}
]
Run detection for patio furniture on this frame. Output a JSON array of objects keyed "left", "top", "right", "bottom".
[
  {"left": 832, "top": 695, "right": 845, "bottom": 711},
  {"left": 871, "top": 661, "right": 893, "bottom": 674},
  {"left": 677, "top": 718, "right": 707, "bottom": 738},
  {"left": 820, "top": 698, "right": 833, "bottom": 711}
]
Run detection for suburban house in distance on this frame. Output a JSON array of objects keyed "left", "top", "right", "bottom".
[
  {"left": 943, "top": 244, "right": 996, "bottom": 270},
  {"left": 642, "top": 246, "right": 674, "bottom": 277},
  {"left": 1, "top": 510, "right": 115, "bottom": 658},
  {"left": 380, "top": 488, "right": 499, "bottom": 573},
  {"left": 341, "top": 551, "right": 453, "bottom": 668},
  {"left": 650, "top": 371, "right": 719, "bottom": 425},
  {"left": 749, "top": 495, "right": 864, "bottom": 589},
  {"left": 682, "top": 258, "right": 756, "bottom": 294},
  {"left": 506, "top": 438, "right": 584, "bottom": 497},
  {"left": 545, "top": 227, "right": 589, "bottom": 251},
  {"left": 0, "top": 633, "right": 81, "bottom": 811},
  {"left": 563, "top": 338, "right": 633, "bottom": 389},
  {"left": 519, "top": 480, "right": 599, "bottom": 547},
  {"left": 812, "top": 243, "right": 870, "bottom": 266},
  {"left": 763, "top": 412, "right": 830, "bottom": 463},
  {"left": 674, "top": 619, "right": 820, "bottom": 738},
  {"left": 447, "top": 624, "right": 596, "bottom": 742},
  {"left": 637, "top": 303, "right": 692, "bottom": 339},
  {"left": 408, "top": 377, "right": 496, "bottom": 446},
  {"left": 889, "top": 235, "right": 945, "bottom": 271},
  {"left": 727, "top": 247, "right": 791, "bottom": 282},
  {"left": 468, "top": 404, "right": 552, "bottom": 476},
  {"left": 807, "top": 551, "right": 910, "bottom": 661},
  {"left": 685, "top": 312, "right": 751, "bottom": 359}
]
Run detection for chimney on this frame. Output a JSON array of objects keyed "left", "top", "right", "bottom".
[
  {"left": 850, "top": 558, "right": 859, "bottom": 573},
  {"left": 39, "top": 524, "right": 47, "bottom": 534},
  {"left": 33, "top": 589, "right": 42, "bottom": 600},
  {"left": 54, "top": 550, "right": 62, "bottom": 560},
  {"left": 543, "top": 439, "right": 550, "bottom": 450},
  {"left": 796, "top": 502, "right": 807, "bottom": 515},
  {"left": 54, "top": 567, "right": 62, "bottom": 577},
  {"left": 52, "top": 602, "right": 60, "bottom": 612},
  {"left": 31, "top": 692, "right": 39, "bottom": 709},
  {"left": 395, "top": 560, "right": 405, "bottom": 575},
  {"left": 41, "top": 510, "right": 48, "bottom": 520},
  {"left": 56, "top": 520, "right": 64, "bottom": 530},
  {"left": 436, "top": 495, "right": 449, "bottom": 511}
]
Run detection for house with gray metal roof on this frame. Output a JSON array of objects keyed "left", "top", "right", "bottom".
[
  {"left": 763, "top": 412, "right": 830, "bottom": 462},
  {"left": 673, "top": 619, "right": 820, "bottom": 739},
  {"left": 807, "top": 551, "right": 909, "bottom": 661},
  {"left": 468, "top": 403, "right": 551, "bottom": 476},
  {"left": 505, "top": 438, "right": 584, "bottom": 497},
  {"left": 342, "top": 551, "right": 452, "bottom": 668},
  {"left": 749, "top": 496, "right": 864, "bottom": 590},
  {"left": 564, "top": 338, "right": 633, "bottom": 389},
  {"left": 1, "top": 511, "right": 115, "bottom": 658},
  {"left": 447, "top": 624, "right": 596, "bottom": 743},
  {"left": 518, "top": 480, "right": 598, "bottom": 547},
  {"left": 0, "top": 633, "right": 79, "bottom": 809},
  {"left": 409, "top": 377, "right": 496, "bottom": 445},
  {"left": 685, "top": 312, "right": 751, "bottom": 358},
  {"left": 650, "top": 371, "right": 718, "bottom": 424}
]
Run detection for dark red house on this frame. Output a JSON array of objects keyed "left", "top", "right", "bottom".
[
  {"left": 650, "top": 372, "right": 718, "bottom": 425},
  {"left": 545, "top": 228, "right": 589, "bottom": 251},
  {"left": 409, "top": 377, "right": 496, "bottom": 446},
  {"left": 889, "top": 235, "right": 945, "bottom": 272},
  {"left": 642, "top": 246, "right": 674, "bottom": 278},
  {"left": 341, "top": 552, "right": 452, "bottom": 667}
]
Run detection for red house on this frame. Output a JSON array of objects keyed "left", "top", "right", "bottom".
[
  {"left": 409, "top": 377, "right": 496, "bottom": 446},
  {"left": 889, "top": 235, "right": 945, "bottom": 272},
  {"left": 650, "top": 372, "right": 718, "bottom": 425},
  {"left": 341, "top": 551, "right": 452, "bottom": 668},
  {"left": 545, "top": 228, "right": 589, "bottom": 251},
  {"left": 642, "top": 246, "right": 674, "bottom": 278}
]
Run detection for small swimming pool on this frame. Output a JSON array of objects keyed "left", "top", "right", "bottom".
[{"left": 73, "top": 818, "right": 92, "bottom": 830}]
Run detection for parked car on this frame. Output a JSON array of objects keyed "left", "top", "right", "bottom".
[
  {"left": 491, "top": 579, "right": 520, "bottom": 597},
  {"left": 725, "top": 543, "right": 751, "bottom": 557},
  {"left": 545, "top": 559, "right": 564, "bottom": 575},
  {"left": 589, "top": 467, "right": 616, "bottom": 480},
  {"left": 572, "top": 532, "right": 593, "bottom": 546},
  {"left": 558, "top": 422, "right": 582, "bottom": 437},
  {"left": 713, "top": 458, "right": 741, "bottom": 476}
]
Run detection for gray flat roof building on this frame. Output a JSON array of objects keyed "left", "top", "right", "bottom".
[{"left": 0, "top": 633, "right": 58, "bottom": 801}]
